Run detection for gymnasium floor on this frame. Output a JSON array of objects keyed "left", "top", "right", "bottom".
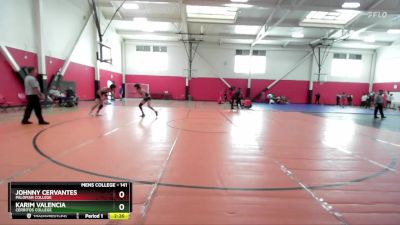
[{"left": 1, "top": 100, "right": 400, "bottom": 225}]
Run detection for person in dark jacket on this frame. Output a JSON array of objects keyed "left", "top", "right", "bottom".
[
  {"left": 231, "top": 88, "right": 242, "bottom": 110},
  {"left": 315, "top": 93, "right": 321, "bottom": 104},
  {"left": 374, "top": 90, "right": 386, "bottom": 119}
]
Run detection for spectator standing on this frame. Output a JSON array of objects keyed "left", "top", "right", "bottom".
[
  {"left": 361, "top": 93, "right": 368, "bottom": 108},
  {"left": 387, "top": 92, "right": 393, "bottom": 109},
  {"left": 119, "top": 85, "right": 124, "bottom": 101},
  {"left": 315, "top": 93, "right": 321, "bottom": 104},
  {"left": 231, "top": 87, "right": 242, "bottom": 110},
  {"left": 341, "top": 92, "right": 346, "bottom": 107},
  {"left": 347, "top": 94, "right": 353, "bottom": 106},
  {"left": 368, "top": 92, "right": 375, "bottom": 108},
  {"left": 336, "top": 94, "right": 340, "bottom": 106}
]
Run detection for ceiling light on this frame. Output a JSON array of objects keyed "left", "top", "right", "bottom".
[
  {"left": 186, "top": 5, "right": 238, "bottom": 24},
  {"left": 387, "top": 29, "right": 400, "bottom": 34},
  {"left": 142, "top": 27, "right": 155, "bottom": 32},
  {"left": 292, "top": 32, "right": 304, "bottom": 38},
  {"left": 131, "top": 1, "right": 168, "bottom": 4},
  {"left": 133, "top": 17, "right": 148, "bottom": 22},
  {"left": 231, "top": 0, "right": 248, "bottom": 2},
  {"left": 235, "top": 25, "right": 259, "bottom": 34},
  {"left": 364, "top": 36, "right": 375, "bottom": 43},
  {"left": 131, "top": 18, "right": 170, "bottom": 32},
  {"left": 300, "top": 10, "right": 360, "bottom": 28},
  {"left": 129, "top": 34, "right": 173, "bottom": 41},
  {"left": 308, "top": 11, "right": 328, "bottom": 19},
  {"left": 349, "top": 30, "right": 360, "bottom": 38},
  {"left": 123, "top": 3, "right": 139, "bottom": 9},
  {"left": 342, "top": 2, "right": 360, "bottom": 9},
  {"left": 225, "top": 3, "right": 252, "bottom": 8}
]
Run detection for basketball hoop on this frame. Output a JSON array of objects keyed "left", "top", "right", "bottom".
[{"left": 97, "top": 43, "right": 112, "bottom": 64}]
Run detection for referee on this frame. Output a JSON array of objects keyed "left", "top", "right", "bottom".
[
  {"left": 21, "top": 67, "right": 49, "bottom": 125},
  {"left": 374, "top": 90, "right": 386, "bottom": 119}
]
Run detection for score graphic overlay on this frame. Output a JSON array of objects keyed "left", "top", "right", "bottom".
[{"left": 8, "top": 182, "right": 132, "bottom": 220}]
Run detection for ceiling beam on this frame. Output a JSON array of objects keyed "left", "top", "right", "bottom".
[
  {"left": 117, "top": 30, "right": 392, "bottom": 46},
  {"left": 105, "top": 17, "right": 182, "bottom": 24},
  {"left": 252, "top": 0, "right": 307, "bottom": 47},
  {"left": 328, "top": 0, "right": 388, "bottom": 41},
  {"left": 252, "top": 0, "right": 283, "bottom": 46},
  {"left": 367, "top": 0, "right": 386, "bottom": 10},
  {"left": 334, "top": 40, "right": 391, "bottom": 47},
  {"left": 390, "top": 39, "right": 400, "bottom": 46},
  {"left": 109, "top": 18, "right": 395, "bottom": 34},
  {"left": 182, "top": 0, "right": 399, "bottom": 13},
  {"left": 350, "top": 15, "right": 400, "bottom": 39},
  {"left": 282, "top": 40, "right": 291, "bottom": 47},
  {"left": 252, "top": 0, "right": 285, "bottom": 47},
  {"left": 178, "top": 0, "right": 189, "bottom": 35}
]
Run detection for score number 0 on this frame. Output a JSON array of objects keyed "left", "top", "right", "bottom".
[{"left": 118, "top": 191, "right": 125, "bottom": 211}]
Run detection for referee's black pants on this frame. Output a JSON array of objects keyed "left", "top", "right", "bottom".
[
  {"left": 22, "top": 95, "right": 45, "bottom": 123},
  {"left": 374, "top": 103, "right": 384, "bottom": 118}
]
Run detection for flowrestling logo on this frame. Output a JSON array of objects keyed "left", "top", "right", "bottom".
[{"left": 368, "top": 11, "right": 388, "bottom": 18}]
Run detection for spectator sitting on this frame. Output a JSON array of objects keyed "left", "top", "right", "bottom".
[
  {"left": 276, "top": 96, "right": 282, "bottom": 104},
  {"left": 274, "top": 96, "right": 289, "bottom": 104},
  {"left": 260, "top": 92, "right": 266, "bottom": 103},
  {"left": 48, "top": 86, "right": 66, "bottom": 106},
  {"left": 267, "top": 94, "right": 275, "bottom": 104},
  {"left": 65, "top": 86, "right": 79, "bottom": 106}
]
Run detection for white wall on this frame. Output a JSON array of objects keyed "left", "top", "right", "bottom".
[
  {"left": 311, "top": 48, "right": 373, "bottom": 83},
  {"left": 375, "top": 44, "right": 400, "bottom": 83},
  {"left": 0, "top": 0, "right": 122, "bottom": 73},
  {"left": 125, "top": 41, "right": 187, "bottom": 76},
  {"left": 194, "top": 44, "right": 313, "bottom": 80},
  {"left": 125, "top": 42, "right": 314, "bottom": 80},
  {"left": 125, "top": 41, "right": 375, "bottom": 83},
  {"left": 43, "top": 0, "right": 90, "bottom": 59},
  {"left": 44, "top": 0, "right": 122, "bottom": 73},
  {"left": 0, "top": 0, "right": 379, "bottom": 80},
  {"left": 96, "top": 10, "right": 122, "bottom": 73},
  {"left": 0, "top": 0, "right": 36, "bottom": 52},
  {"left": 69, "top": 19, "right": 96, "bottom": 68}
]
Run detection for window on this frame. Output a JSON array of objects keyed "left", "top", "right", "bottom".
[
  {"left": 153, "top": 46, "right": 167, "bottom": 52},
  {"left": 331, "top": 53, "right": 362, "bottom": 77},
  {"left": 136, "top": 45, "right": 151, "bottom": 52},
  {"left": 252, "top": 50, "right": 266, "bottom": 56},
  {"left": 349, "top": 54, "right": 362, "bottom": 60},
  {"left": 333, "top": 53, "right": 346, "bottom": 59},
  {"left": 234, "top": 50, "right": 266, "bottom": 74},
  {"left": 236, "top": 49, "right": 250, "bottom": 55}
]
